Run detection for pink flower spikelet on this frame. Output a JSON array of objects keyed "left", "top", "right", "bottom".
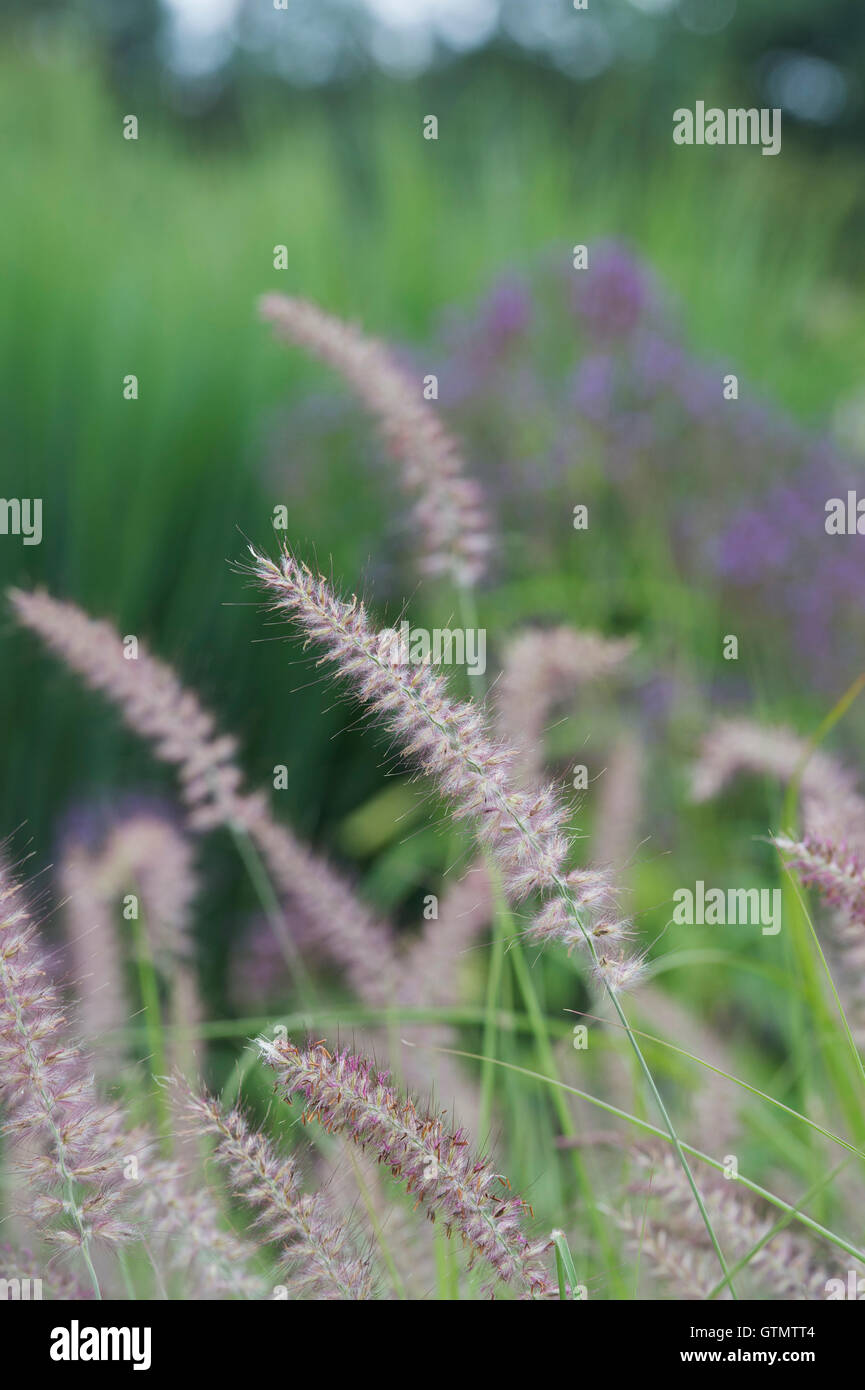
[
  {"left": 259, "top": 1037, "right": 556, "bottom": 1299},
  {"left": 249, "top": 546, "right": 570, "bottom": 901},
  {"left": 9, "top": 589, "right": 245, "bottom": 831},
  {"left": 247, "top": 546, "right": 644, "bottom": 992},
  {"left": 259, "top": 293, "right": 490, "bottom": 588},
  {"left": 773, "top": 834, "right": 865, "bottom": 922},
  {"left": 0, "top": 866, "right": 137, "bottom": 1257},
  {"left": 179, "top": 1084, "right": 374, "bottom": 1299},
  {"left": 10, "top": 586, "right": 400, "bottom": 1003}
]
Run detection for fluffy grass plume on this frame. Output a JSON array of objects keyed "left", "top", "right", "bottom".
[{"left": 258, "top": 1035, "right": 556, "bottom": 1299}]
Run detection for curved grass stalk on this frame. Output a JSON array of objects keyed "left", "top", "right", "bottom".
[
  {"left": 430, "top": 1044, "right": 865, "bottom": 1266},
  {"left": 224, "top": 810, "right": 318, "bottom": 1009},
  {"left": 464, "top": 776, "right": 738, "bottom": 1292},
  {"left": 704, "top": 1160, "right": 850, "bottom": 1301},
  {"left": 782, "top": 867, "right": 865, "bottom": 1103},
  {"left": 113, "top": 1001, "right": 864, "bottom": 1163},
  {"left": 568, "top": 1008, "right": 865, "bottom": 1162},
  {"left": 443, "top": 581, "right": 735, "bottom": 1292}
]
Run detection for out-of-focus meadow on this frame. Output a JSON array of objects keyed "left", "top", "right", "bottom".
[{"left": 3, "top": 0, "right": 865, "bottom": 1299}]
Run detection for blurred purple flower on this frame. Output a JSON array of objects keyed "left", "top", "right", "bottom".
[
  {"left": 574, "top": 241, "right": 655, "bottom": 339},
  {"left": 570, "top": 353, "right": 617, "bottom": 421},
  {"left": 480, "top": 274, "right": 533, "bottom": 348}
]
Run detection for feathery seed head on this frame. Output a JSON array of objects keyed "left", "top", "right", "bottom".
[
  {"left": 258, "top": 1036, "right": 556, "bottom": 1298},
  {"left": 773, "top": 833, "right": 865, "bottom": 922},
  {"left": 259, "top": 294, "right": 491, "bottom": 588},
  {"left": 692, "top": 718, "right": 865, "bottom": 850},
  {"left": 620, "top": 1142, "right": 853, "bottom": 1300},
  {"left": 9, "top": 589, "right": 247, "bottom": 831},
  {"left": 176, "top": 1082, "right": 373, "bottom": 1299},
  {"left": 248, "top": 544, "right": 572, "bottom": 903},
  {"left": 10, "top": 585, "right": 401, "bottom": 1004},
  {"left": 248, "top": 542, "right": 575, "bottom": 900},
  {"left": 248, "top": 546, "right": 645, "bottom": 994},
  {"left": 0, "top": 864, "right": 139, "bottom": 1256},
  {"left": 497, "top": 626, "right": 635, "bottom": 788}
]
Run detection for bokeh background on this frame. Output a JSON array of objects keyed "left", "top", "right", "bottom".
[{"left": 3, "top": 0, "right": 865, "bottom": 1170}]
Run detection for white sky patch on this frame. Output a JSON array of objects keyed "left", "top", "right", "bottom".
[
  {"left": 162, "top": 0, "right": 242, "bottom": 38},
  {"left": 160, "top": 0, "right": 242, "bottom": 75},
  {"left": 366, "top": 0, "right": 499, "bottom": 49},
  {"left": 161, "top": 0, "right": 499, "bottom": 65}
]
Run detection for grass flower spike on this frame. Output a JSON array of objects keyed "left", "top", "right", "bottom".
[
  {"left": 9, "top": 589, "right": 247, "bottom": 832},
  {"left": 497, "top": 626, "right": 635, "bottom": 787},
  {"left": 616, "top": 1144, "right": 851, "bottom": 1301},
  {"left": 0, "top": 864, "right": 137, "bottom": 1285},
  {"left": 259, "top": 293, "right": 490, "bottom": 588},
  {"left": 247, "top": 544, "right": 643, "bottom": 993},
  {"left": 259, "top": 1036, "right": 556, "bottom": 1299},
  {"left": 692, "top": 718, "right": 865, "bottom": 849},
  {"left": 246, "top": 548, "right": 569, "bottom": 897},
  {"left": 773, "top": 833, "right": 865, "bottom": 922},
  {"left": 178, "top": 1083, "right": 373, "bottom": 1299},
  {"left": 10, "top": 586, "right": 400, "bottom": 1002},
  {"left": 247, "top": 546, "right": 743, "bottom": 1287}
]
